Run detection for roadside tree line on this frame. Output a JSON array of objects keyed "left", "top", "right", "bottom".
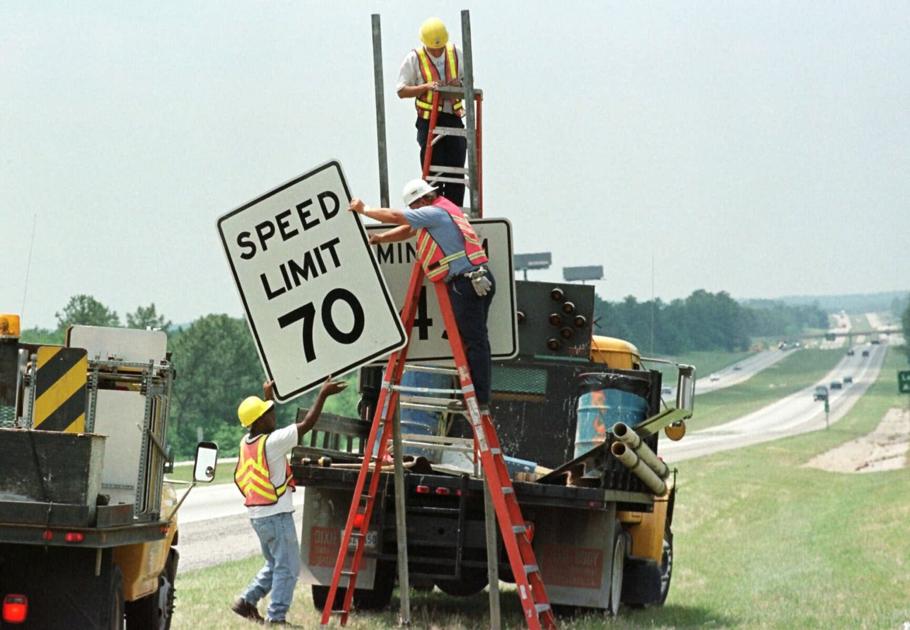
[
  {"left": 594, "top": 289, "right": 829, "bottom": 355},
  {"left": 21, "top": 291, "right": 834, "bottom": 457}
]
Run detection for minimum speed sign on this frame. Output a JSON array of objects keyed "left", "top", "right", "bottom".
[
  {"left": 366, "top": 218, "right": 517, "bottom": 363},
  {"left": 218, "top": 161, "right": 406, "bottom": 402}
]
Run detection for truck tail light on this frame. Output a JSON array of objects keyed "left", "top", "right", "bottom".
[
  {"left": 435, "top": 487, "right": 450, "bottom": 496},
  {"left": 3, "top": 594, "right": 28, "bottom": 624},
  {"left": 64, "top": 532, "right": 85, "bottom": 543},
  {"left": 41, "top": 530, "right": 54, "bottom": 541},
  {"left": 415, "top": 485, "right": 430, "bottom": 494}
]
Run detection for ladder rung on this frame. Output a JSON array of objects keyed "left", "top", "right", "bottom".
[
  {"left": 350, "top": 531, "right": 364, "bottom": 538},
  {"left": 393, "top": 384, "right": 463, "bottom": 396},
  {"left": 427, "top": 165, "right": 469, "bottom": 174},
  {"left": 512, "top": 525, "right": 526, "bottom": 534},
  {"left": 501, "top": 487, "right": 514, "bottom": 495},
  {"left": 431, "top": 126, "right": 468, "bottom": 137},
  {"left": 535, "top": 603, "right": 551, "bottom": 614},
  {"left": 331, "top": 609, "right": 347, "bottom": 615},
  {"left": 341, "top": 570, "right": 357, "bottom": 576},
  {"left": 427, "top": 175, "right": 469, "bottom": 185},
  {"left": 404, "top": 365, "right": 458, "bottom": 376},
  {"left": 490, "top": 448, "right": 501, "bottom": 455},
  {"left": 524, "top": 564, "right": 539, "bottom": 574},
  {"left": 400, "top": 401, "right": 461, "bottom": 413},
  {"left": 400, "top": 395, "right": 464, "bottom": 408}
]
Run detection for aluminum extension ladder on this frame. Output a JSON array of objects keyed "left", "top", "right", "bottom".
[{"left": 320, "top": 261, "right": 557, "bottom": 630}]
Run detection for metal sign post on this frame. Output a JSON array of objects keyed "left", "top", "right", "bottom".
[
  {"left": 217, "top": 160, "right": 407, "bottom": 401},
  {"left": 365, "top": 220, "right": 517, "bottom": 362}
]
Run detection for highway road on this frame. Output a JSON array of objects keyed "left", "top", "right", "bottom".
[
  {"left": 661, "top": 342, "right": 887, "bottom": 463},
  {"left": 692, "top": 348, "right": 790, "bottom": 395}
]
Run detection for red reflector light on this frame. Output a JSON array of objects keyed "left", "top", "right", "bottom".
[
  {"left": 524, "top": 521, "right": 535, "bottom": 543},
  {"left": 415, "top": 485, "right": 430, "bottom": 494},
  {"left": 3, "top": 594, "right": 28, "bottom": 624},
  {"left": 455, "top": 489, "right": 463, "bottom": 496},
  {"left": 435, "top": 487, "right": 451, "bottom": 496},
  {"left": 64, "top": 531, "right": 85, "bottom": 543},
  {"left": 41, "top": 529, "right": 54, "bottom": 541}
]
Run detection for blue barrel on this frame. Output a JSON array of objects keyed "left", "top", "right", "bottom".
[
  {"left": 400, "top": 369, "right": 450, "bottom": 461},
  {"left": 574, "top": 374, "right": 650, "bottom": 459}
]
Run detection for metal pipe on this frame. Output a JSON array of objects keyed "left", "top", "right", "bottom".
[
  {"left": 612, "top": 422, "right": 670, "bottom": 480},
  {"left": 371, "top": 14, "right": 390, "bottom": 208},
  {"left": 460, "top": 9, "right": 479, "bottom": 216},
  {"left": 391, "top": 407, "right": 411, "bottom": 625},
  {"left": 611, "top": 441, "right": 667, "bottom": 496}
]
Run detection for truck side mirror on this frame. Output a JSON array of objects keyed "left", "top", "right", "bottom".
[
  {"left": 676, "top": 364, "right": 696, "bottom": 413},
  {"left": 193, "top": 441, "right": 219, "bottom": 483}
]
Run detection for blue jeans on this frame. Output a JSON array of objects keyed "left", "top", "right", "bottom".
[
  {"left": 448, "top": 270, "right": 496, "bottom": 404},
  {"left": 241, "top": 511, "right": 300, "bottom": 622}
]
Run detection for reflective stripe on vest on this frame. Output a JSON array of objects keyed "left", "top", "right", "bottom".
[
  {"left": 415, "top": 196, "right": 489, "bottom": 283},
  {"left": 414, "top": 44, "right": 464, "bottom": 120},
  {"left": 234, "top": 434, "right": 295, "bottom": 507}
]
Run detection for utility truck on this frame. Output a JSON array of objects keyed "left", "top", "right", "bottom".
[
  {"left": 0, "top": 316, "right": 216, "bottom": 629},
  {"left": 290, "top": 281, "right": 694, "bottom": 615}
]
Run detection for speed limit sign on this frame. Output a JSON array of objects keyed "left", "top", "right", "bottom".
[{"left": 218, "top": 161, "right": 406, "bottom": 402}]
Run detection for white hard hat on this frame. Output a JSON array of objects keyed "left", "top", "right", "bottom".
[{"left": 402, "top": 178, "right": 437, "bottom": 206}]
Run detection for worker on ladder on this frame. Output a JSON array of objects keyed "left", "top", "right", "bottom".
[
  {"left": 231, "top": 377, "right": 347, "bottom": 625},
  {"left": 397, "top": 17, "right": 467, "bottom": 207},
  {"left": 349, "top": 179, "right": 495, "bottom": 410}
]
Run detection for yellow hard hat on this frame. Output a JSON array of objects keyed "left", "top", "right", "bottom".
[
  {"left": 237, "top": 396, "right": 274, "bottom": 428},
  {"left": 420, "top": 17, "right": 448, "bottom": 48}
]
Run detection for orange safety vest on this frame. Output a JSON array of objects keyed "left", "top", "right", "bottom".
[
  {"left": 414, "top": 43, "right": 464, "bottom": 120},
  {"left": 416, "top": 196, "right": 489, "bottom": 283},
  {"left": 234, "top": 434, "right": 295, "bottom": 507}
]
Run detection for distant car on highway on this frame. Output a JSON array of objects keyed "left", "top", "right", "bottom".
[
  {"left": 843, "top": 376, "right": 853, "bottom": 385},
  {"left": 846, "top": 348, "right": 855, "bottom": 356},
  {"left": 813, "top": 386, "right": 828, "bottom": 401},
  {"left": 709, "top": 374, "right": 720, "bottom": 382},
  {"left": 661, "top": 387, "right": 673, "bottom": 396},
  {"left": 830, "top": 380, "right": 843, "bottom": 390},
  {"left": 870, "top": 339, "right": 881, "bottom": 345},
  {"left": 733, "top": 365, "right": 742, "bottom": 371},
  {"left": 862, "top": 350, "right": 870, "bottom": 357}
]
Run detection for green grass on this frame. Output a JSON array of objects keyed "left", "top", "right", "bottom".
[
  {"left": 172, "top": 348, "right": 910, "bottom": 629},
  {"left": 688, "top": 349, "right": 843, "bottom": 431}
]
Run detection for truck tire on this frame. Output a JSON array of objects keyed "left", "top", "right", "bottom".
[
  {"left": 110, "top": 566, "right": 125, "bottom": 630},
  {"left": 607, "top": 530, "right": 625, "bottom": 616},
  {"left": 435, "top": 569, "right": 488, "bottom": 597},
  {"left": 657, "top": 527, "right": 673, "bottom": 605},
  {"left": 126, "top": 548, "right": 178, "bottom": 630}
]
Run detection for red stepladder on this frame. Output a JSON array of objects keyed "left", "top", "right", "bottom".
[{"left": 321, "top": 262, "right": 557, "bottom": 630}]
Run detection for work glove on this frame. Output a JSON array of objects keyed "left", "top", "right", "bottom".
[{"left": 469, "top": 268, "right": 492, "bottom": 297}]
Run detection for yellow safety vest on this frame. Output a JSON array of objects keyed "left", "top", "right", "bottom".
[
  {"left": 414, "top": 43, "right": 464, "bottom": 120},
  {"left": 234, "top": 434, "right": 295, "bottom": 507}
]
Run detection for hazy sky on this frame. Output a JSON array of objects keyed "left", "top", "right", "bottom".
[{"left": 2, "top": 1, "right": 908, "bottom": 328}]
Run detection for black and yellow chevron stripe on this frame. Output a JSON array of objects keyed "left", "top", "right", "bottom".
[{"left": 33, "top": 346, "right": 87, "bottom": 433}]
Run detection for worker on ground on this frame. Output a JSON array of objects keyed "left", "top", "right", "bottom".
[
  {"left": 349, "top": 179, "right": 494, "bottom": 410},
  {"left": 397, "top": 17, "right": 467, "bottom": 207},
  {"left": 231, "top": 377, "right": 346, "bottom": 625}
]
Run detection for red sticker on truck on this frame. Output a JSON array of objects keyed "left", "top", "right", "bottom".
[{"left": 538, "top": 544, "right": 604, "bottom": 589}]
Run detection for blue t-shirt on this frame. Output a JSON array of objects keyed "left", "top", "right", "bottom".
[{"left": 404, "top": 205, "right": 476, "bottom": 280}]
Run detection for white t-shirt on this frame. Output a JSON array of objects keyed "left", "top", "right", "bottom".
[
  {"left": 244, "top": 424, "right": 298, "bottom": 519},
  {"left": 397, "top": 46, "right": 464, "bottom": 115}
]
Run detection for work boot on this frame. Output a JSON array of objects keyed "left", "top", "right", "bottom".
[{"left": 231, "top": 597, "right": 264, "bottom": 623}]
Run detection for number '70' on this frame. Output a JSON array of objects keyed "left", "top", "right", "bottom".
[{"left": 277, "top": 289, "right": 365, "bottom": 362}]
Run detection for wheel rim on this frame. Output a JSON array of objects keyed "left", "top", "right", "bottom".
[
  {"left": 157, "top": 573, "right": 174, "bottom": 628},
  {"left": 610, "top": 534, "right": 625, "bottom": 615}
]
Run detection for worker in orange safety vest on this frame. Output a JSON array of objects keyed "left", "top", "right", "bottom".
[
  {"left": 349, "top": 179, "right": 495, "bottom": 409},
  {"left": 231, "top": 376, "right": 346, "bottom": 625},
  {"left": 397, "top": 16, "right": 467, "bottom": 206}
]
